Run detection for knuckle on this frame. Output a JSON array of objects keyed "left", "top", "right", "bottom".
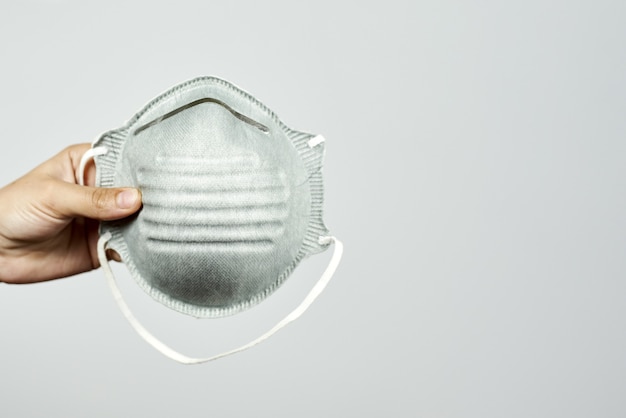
[
  {"left": 65, "top": 143, "right": 88, "bottom": 164},
  {"left": 62, "top": 144, "right": 77, "bottom": 155},
  {"left": 91, "top": 188, "right": 111, "bottom": 212}
]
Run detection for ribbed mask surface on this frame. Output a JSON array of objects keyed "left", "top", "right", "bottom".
[{"left": 93, "top": 77, "right": 330, "bottom": 318}]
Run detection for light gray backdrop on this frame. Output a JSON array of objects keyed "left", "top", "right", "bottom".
[{"left": 1, "top": 1, "right": 625, "bottom": 417}]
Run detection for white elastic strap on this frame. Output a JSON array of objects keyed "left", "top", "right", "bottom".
[
  {"left": 78, "top": 146, "right": 108, "bottom": 186},
  {"left": 307, "top": 135, "right": 325, "bottom": 148},
  {"left": 97, "top": 232, "right": 344, "bottom": 365}
]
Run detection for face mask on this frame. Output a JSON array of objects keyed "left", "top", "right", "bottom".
[{"left": 78, "top": 77, "right": 343, "bottom": 364}]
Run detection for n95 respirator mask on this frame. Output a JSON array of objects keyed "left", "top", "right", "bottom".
[{"left": 78, "top": 77, "right": 343, "bottom": 364}]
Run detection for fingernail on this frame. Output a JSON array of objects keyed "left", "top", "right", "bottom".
[{"left": 116, "top": 189, "right": 139, "bottom": 209}]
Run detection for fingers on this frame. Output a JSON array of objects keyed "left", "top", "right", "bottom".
[
  {"left": 50, "top": 180, "right": 142, "bottom": 221},
  {"left": 34, "top": 143, "right": 142, "bottom": 220},
  {"left": 107, "top": 249, "right": 122, "bottom": 262}
]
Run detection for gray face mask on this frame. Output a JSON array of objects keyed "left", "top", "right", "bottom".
[{"left": 78, "top": 77, "right": 343, "bottom": 364}]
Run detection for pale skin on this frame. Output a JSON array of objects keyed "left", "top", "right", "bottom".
[{"left": 0, "top": 144, "right": 142, "bottom": 284}]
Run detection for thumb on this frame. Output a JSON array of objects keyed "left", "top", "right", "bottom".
[{"left": 51, "top": 181, "right": 142, "bottom": 221}]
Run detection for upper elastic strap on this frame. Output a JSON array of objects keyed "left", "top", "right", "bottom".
[
  {"left": 77, "top": 146, "right": 108, "bottom": 186},
  {"left": 97, "top": 232, "right": 344, "bottom": 364}
]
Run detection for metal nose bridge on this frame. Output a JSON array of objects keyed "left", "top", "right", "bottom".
[{"left": 133, "top": 97, "right": 270, "bottom": 135}]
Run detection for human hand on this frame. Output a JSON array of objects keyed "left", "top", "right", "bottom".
[{"left": 0, "top": 144, "right": 142, "bottom": 284}]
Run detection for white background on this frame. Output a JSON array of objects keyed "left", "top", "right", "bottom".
[{"left": 1, "top": 1, "right": 625, "bottom": 417}]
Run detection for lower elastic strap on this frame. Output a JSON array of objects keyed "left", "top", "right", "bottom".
[{"left": 97, "top": 232, "right": 344, "bottom": 364}]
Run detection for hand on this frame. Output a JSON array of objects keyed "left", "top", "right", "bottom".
[{"left": 0, "top": 144, "right": 142, "bottom": 284}]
